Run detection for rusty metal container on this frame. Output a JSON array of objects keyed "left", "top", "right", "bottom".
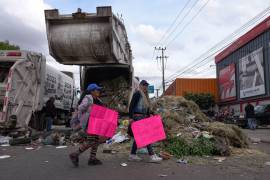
[{"left": 45, "top": 6, "right": 132, "bottom": 65}]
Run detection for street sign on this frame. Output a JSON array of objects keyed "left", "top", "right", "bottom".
[{"left": 148, "top": 85, "right": 154, "bottom": 94}]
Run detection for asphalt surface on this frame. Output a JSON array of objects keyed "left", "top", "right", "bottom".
[{"left": 0, "top": 129, "right": 270, "bottom": 180}]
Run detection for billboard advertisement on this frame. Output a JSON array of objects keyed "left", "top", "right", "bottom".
[
  {"left": 219, "top": 64, "right": 236, "bottom": 101},
  {"left": 239, "top": 47, "right": 265, "bottom": 98}
]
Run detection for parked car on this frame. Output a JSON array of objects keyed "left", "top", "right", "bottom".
[{"left": 255, "top": 104, "right": 270, "bottom": 126}]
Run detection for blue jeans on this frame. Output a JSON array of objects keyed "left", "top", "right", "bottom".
[
  {"left": 130, "top": 114, "right": 154, "bottom": 156},
  {"left": 45, "top": 117, "right": 53, "bottom": 131},
  {"left": 247, "top": 118, "right": 256, "bottom": 129}
]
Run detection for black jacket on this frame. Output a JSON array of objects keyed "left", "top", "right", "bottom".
[
  {"left": 245, "top": 104, "right": 255, "bottom": 118},
  {"left": 44, "top": 100, "right": 56, "bottom": 118}
]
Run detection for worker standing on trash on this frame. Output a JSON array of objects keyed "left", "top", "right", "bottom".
[
  {"left": 128, "top": 80, "right": 162, "bottom": 162},
  {"left": 69, "top": 83, "right": 105, "bottom": 167},
  {"left": 44, "top": 97, "right": 56, "bottom": 131}
]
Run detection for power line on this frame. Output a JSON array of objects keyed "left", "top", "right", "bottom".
[
  {"left": 169, "top": 6, "right": 270, "bottom": 79},
  {"left": 159, "top": 6, "right": 270, "bottom": 91},
  {"left": 163, "top": 14, "right": 269, "bottom": 87},
  {"left": 165, "top": 7, "right": 270, "bottom": 82},
  {"left": 166, "top": 9, "right": 270, "bottom": 83},
  {"left": 173, "top": 10, "right": 270, "bottom": 79},
  {"left": 166, "top": 7, "right": 270, "bottom": 81},
  {"left": 156, "top": 0, "right": 192, "bottom": 46},
  {"left": 166, "top": 0, "right": 211, "bottom": 47},
  {"left": 162, "top": 0, "right": 201, "bottom": 46}
]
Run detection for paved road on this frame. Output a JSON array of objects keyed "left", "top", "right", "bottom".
[
  {"left": 0, "top": 129, "right": 270, "bottom": 180},
  {"left": 244, "top": 128, "right": 270, "bottom": 154}
]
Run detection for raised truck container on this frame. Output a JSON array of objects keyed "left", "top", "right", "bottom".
[{"left": 45, "top": 6, "right": 134, "bottom": 113}]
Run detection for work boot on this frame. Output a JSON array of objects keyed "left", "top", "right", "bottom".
[
  {"left": 69, "top": 153, "right": 79, "bottom": 167},
  {"left": 88, "top": 158, "right": 102, "bottom": 166}
]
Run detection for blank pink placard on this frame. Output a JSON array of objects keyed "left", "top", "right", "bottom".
[
  {"left": 131, "top": 115, "right": 166, "bottom": 148},
  {"left": 87, "top": 105, "right": 118, "bottom": 138}
]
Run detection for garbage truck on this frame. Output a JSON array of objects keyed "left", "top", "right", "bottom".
[
  {"left": 45, "top": 6, "right": 134, "bottom": 113},
  {"left": 0, "top": 50, "right": 77, "bottom": 132}
]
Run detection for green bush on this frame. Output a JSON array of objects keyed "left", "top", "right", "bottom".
[
  {"left": 163, "top": 136, "right": 216, "bottom": 158},
  {"left": 184, "top": 92, "right": 215, "bottom": 110}
]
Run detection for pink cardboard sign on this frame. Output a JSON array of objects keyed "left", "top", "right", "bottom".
[
  {"left": 87, "top": 105, "right": 118, "bottom": 138},
  {"left": 131, "top": 115, "right": 166, "bottom": 148}
]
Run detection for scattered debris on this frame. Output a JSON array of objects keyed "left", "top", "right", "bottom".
[
  {"left": 159, "top": 151, "right": 173, "bottom": 160},
  {"left": 56, "top": 145, "right": 68, "bottom": 149},
  {"left": 25, "top": 147, "right": 35, "bottom": 150},
  {"left": 0, "top": 155, "right": 11, "bottom": 159},
  {"left": 111, "top": 131, "right": 129, "bottom": 143},
  {"left": 202, "top": 131, "right": 213, "bottom": 139},
  {"left": 250, "top": 137, "right": 261, "bottom": 143},
  {"left": 214, "top": 157, "right": 226, "bottom": 163},
  {"left": 158, "top": 174, "right": 168, "bottom": 177},
  {"left": 44, "top": 160, "right": 49, "bottom": 163},
  {"left": 41, "top": 132, "right": 66, "bottom": 146},
  {"left": 1, "top": 144, "right": 10, "bottom": 147},
  {"left": 176, "top": 159, "right": 188, "bottom": 164},
  {"left": 120, "top": 162, "right": 128, "bottom": 167},
  {"left": 0, "top": 136, "right": 12, "bottom": 146},
  {"left": 111, "top": 150, "right": 117, "bottom": 154}
]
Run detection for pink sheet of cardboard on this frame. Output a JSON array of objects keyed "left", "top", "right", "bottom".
[
  {"left": 131, "top": 115, "right": 166, "bottom": 148},
  {"left": 87, "top": 104, "right": 118, "bottom": 138}
]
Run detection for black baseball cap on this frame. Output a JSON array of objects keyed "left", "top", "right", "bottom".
[{"left": 140, "top": 80, "right": 149, "bottom": 86}]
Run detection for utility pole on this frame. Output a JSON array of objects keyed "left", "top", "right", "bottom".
[
  {"left": 155, "top": 46, "right": 168, "bottom": 93},
  {"left": 155, "top": 89, "right": 160, "bottom": 98}
]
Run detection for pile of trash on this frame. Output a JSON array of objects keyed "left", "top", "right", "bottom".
[
  {"left": 100, "top": 76, "right": 130, "bottom": 113},
  {"left": 0, "top": 129, "right": 71, "bottom": 147},
  {"left": 152, "top": 96, "right": 248, "bottom": 156}
]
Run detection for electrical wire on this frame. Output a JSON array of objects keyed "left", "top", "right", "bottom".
[
  {"left": 166, "top": 0, "right": 211, "bottom": 47},
  {"left": 161, "top": 0, "right": 201, "bottom": 46},
  {"left": 165, "top": 7, "right": 270, "bottom": 82},
  {"left": 157, "top": 0, "right": 193, "bottom": 46}
]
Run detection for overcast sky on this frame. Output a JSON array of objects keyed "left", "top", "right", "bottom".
[{"left": 1, "top": 0, "right": 270, "bottom": 91}]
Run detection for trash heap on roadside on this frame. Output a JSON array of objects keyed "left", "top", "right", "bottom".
[
  {"left": 0, "top": 95, "right": 249, "bottom": 159},
  {"left": 0, "top": 129, "right": 71, "bottom": 147},
  {"left": 96, "top": 96, "right": 249, "bottom": 158},
  {"left": 152, "top": 96, "right": 249, "bottom": 157}
]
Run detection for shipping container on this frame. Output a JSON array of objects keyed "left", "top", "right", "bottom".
[
  {"left": 164, "top": 78, "right": 218, "bottom": 101},
  {"left": 164, "top": 81, "right": 176, "bottom": 96}
]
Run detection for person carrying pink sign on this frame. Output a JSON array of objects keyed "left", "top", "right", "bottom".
[
  {"left": 69, "top": 83, "right": 106, "bottom": 167},
  {"left": 128, "top": 80, "right": 162, "bottom": 163}
]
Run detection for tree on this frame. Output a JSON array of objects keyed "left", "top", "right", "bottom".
[
  {"left": 0, "top": 40, "right": 20, "bottom": 50},
  {"left": 184, "top": 92, "right": 215, "bottom": 110}
]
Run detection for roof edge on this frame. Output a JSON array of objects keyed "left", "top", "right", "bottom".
[{"left": 215, "top": 15, "right": 270, "bottom": 64}]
